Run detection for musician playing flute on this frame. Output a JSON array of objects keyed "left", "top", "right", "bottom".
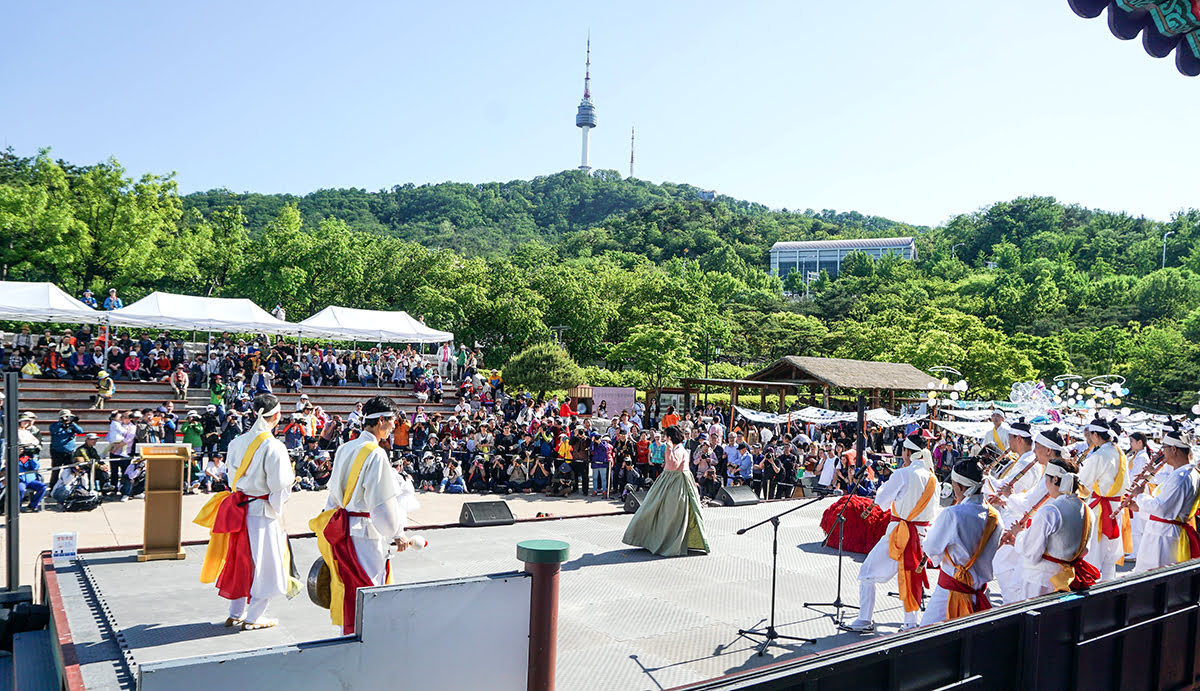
[
  {"left": 985, "top": 420, "right": 1038, "bottom": 503},
  {"left": 989, "top": 421, "right": 1050, "bottom": 605},
  {"left": 842, "top": 433, "right": 938, "bottom": 634},
  {"left": 1077, "top": 418, "right": 1131, "bottom": 582},
  {"left": 921, "top": 458, "right": 1001, "bottom": 625},
  {"left": 1125, "top": 432, "right": 1165, "bottom": 561},
  {"left": 1127, "top": 426, "right": 1199, "bottom": 573},
  {"left": 1009, "top": 451, "right": 1100, "bottom": 598}
]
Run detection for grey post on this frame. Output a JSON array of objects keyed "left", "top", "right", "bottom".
[{"left": 5, "top": 371, "right": 20, "bottom": 591}]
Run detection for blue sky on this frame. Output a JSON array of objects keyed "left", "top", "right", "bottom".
[{"left": 2, "top": 1, "right": 1196, "bottom": 226}]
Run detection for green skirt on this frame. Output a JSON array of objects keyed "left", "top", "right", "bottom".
[{"left": 621, "top": 469, "right": 710, "bottom": 556}]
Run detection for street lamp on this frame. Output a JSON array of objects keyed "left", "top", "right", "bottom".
[
  {"left": 951, "top": 243, "right": 964, "bottom": 260},
  {"left": 703, "top": 334, "right": 722, "bottom": 405},
  {"left": 1162, "top": 231, "right": 1175, "bottom": 270}
]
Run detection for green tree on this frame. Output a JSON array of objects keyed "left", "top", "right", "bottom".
[{"left": 502, "top": 342, "right": 585, "bottom": 400}]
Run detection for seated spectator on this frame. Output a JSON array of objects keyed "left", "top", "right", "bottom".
[
  {"left": 41, "top": 348, "right": 67, "bottom": 379},
  {"left": 67, "top": 347, "right": 94, "bottom": 379},
  {"left": 699, "top": 466, "right": 723, "bottom": 501},
  {"left": 72, "top": 433, "right": 112, "bottom": 494},
  {"left": 169, "top": 363, "right": 189, "bottom": 400},
  {"left": 122, "top": 348, "right": 143, "bottom": 381},
  {"left": 200, "top": 454, "right": 228, "bottom": 493},
  {"left": 529, "top": 454, "right": 551, "bottom": 492},
  {"left": 439, "top": 460, "right": 466, "bottom": 494},
  {"left": 614, "top": 458, "right": 644, "bottom": 498},
  {"left": 548, "top": 460, "right": 574, "bottom": 497}
]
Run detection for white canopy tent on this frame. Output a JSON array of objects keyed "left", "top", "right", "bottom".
[
  {"left": 0, "top": 281, "right": 102, "bottom": 323},
  {"left": 297, "top": 305, "right": 453, "bottom": 343},
  {"left": 105, "top": 292, "right": 297, "bottom": 335}
]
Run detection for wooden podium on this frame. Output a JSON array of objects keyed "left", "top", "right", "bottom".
[{"left": 137, "top": 443, "right": 191, "bottom": 562}]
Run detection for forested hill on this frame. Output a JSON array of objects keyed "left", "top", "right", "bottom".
[
  {"left": 180, "top": 168, "right": 919, "bottom": 259},
  {"left": 2, "top": 148, "right": 1198, "bottom": 410}
]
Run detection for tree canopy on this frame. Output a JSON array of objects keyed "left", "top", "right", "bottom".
[{"left": 2, "top": 147, "right": 1197, "bottom": 410}]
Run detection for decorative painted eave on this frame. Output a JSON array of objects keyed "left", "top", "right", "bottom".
[{"left": 1068, "top": 0, "right": 1200, "bottom": 76}]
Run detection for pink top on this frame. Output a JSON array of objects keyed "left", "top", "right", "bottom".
[{"left": 663, "top": 443, "right": 689, "bottom": 472}]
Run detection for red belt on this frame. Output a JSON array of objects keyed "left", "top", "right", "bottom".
[
  {"left": 1089, "top": 494, "right": 1122, "bottom": 540},
  {"left": 1149, "top": 514, "right": 1200, "bottom": 559},
  {"left": 1041, "top": 553, "right": 1101, "bottom": 590},
  {"left": 936, "top": 568, "right": 991, "bottom": 613},
  {"left": 347, "top": 511, "right": 370, "bottom": 518},
  {"left": 236, "top": 493, "right": 269, "bottom": 506}
]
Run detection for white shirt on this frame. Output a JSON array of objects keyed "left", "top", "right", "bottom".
[
  {"left": 924, "top": 494, "right": 1000, "bottom": 587},
  {"left": 225, "top": 417, "right": 294, "bottom": 520},
  {"left": 875, "top": 462, "right": 938, "bottom": 525},
  {"left": 1079, "top": 442, "right": 1128, "bottom": 499},
  {"left": 325, "top": 431, "right": 405, "bottom": 542}
]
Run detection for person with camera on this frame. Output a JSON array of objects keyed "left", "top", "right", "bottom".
[
  {"left": 51, "top": 462, "right": 93, "bottom": 507},
  {"left": 72, "top": 433, "right": 112, "bottom": 494},
  {"left": 49, "top": 409, "right": 85, "bottom": 488},
  {"left": 614, "top": 458, "right": 644, "bottom": 499},
  {"left": 507, "top": 454, "right": 532, "bottom": 493},
  {"left": 530, "top": 453, "right": 552, "bottom": 493},
  {"left": 698, "top": 466, "right": 723, "bottom": 501}
]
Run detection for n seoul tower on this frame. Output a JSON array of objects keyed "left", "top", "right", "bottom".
[{"left": 575, "top": 36, "right": 597, "bottom": 172}]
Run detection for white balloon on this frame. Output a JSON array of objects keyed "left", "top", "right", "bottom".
[
  {"left": 1120, "top": 407, "right": 1131, "bottom": 417},
  {"left": 950, "top": 392, "right": 960, "bottom": 400},
  {"left": 1192, "top": 404, "right": 1200, "bottom": 415}
]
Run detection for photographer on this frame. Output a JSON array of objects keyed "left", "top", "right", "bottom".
[
  {"left": 51, "top": 462, "right": 93, "bottom": 507},
  {"left": 49, "top": 409, "right": 84, "bottom": 487},
  {"left": 699, "top": 466, "right": 723, "bottom": 501},
  {"left": 530, "top": 453, "right": 551, "bottom": 493},
  {"left": 200, "top": 405, "right": 221, "bottom": 459},
  {"left": 507, "top": 454, "right": 532, "bottom": 493},
  {"left": 548, "top": 459, "right": 574, "bottom": 498},
  {"left": 72, "top": 433, "right": 112, "bottom": 494},
  {"left": 613, "top": 458, "right": 643, "bottom": 499}
]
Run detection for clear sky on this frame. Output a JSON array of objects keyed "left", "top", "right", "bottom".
[{"left": 2, "top": 1, "right": 1197, "bottom": 227}]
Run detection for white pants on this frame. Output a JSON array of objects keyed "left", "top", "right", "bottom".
[
  {"left": 227, "top": 515, "right": 287, "bottom": 623},
  {"left": 853, "top": 581, "right": 919, "bottom": 627},
  {"left": 991, "top": 544, "right": 1024, "bottom": 606}
]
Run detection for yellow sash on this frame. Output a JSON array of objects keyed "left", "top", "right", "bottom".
[
  {"left": 945, "top": 504, "right": 1000, "bottom": 620},
  {"left": 889, "top": 475, "right": 936, "bottom": 612},
  {"left": 1174, "top": 468, "right": 1200, "bottom": 563},
  {"left": 1089, "top": 447, "right": 1132, "bottom": 556},
  {"left": 1050, "top": 502, "right": 1094, "bottom": 592},
  {"left": 309, "top": 442, "right": 392, "bottom": 629},
  {"left": 992, "top": 428, "right": 1005, "bottom": 451},
  {"left": 194, "top": 431, "right": 270, "bottom": 584}
]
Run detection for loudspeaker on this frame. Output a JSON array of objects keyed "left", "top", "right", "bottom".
[
  {"left": 624, "top": 490, "right": 649, "bottom": 514},
  {"left": 459, "top": 501, "right": 516, "bottom": 527},
  {"left": 717, "top": 485, "right": 759, "bottom": 507}
]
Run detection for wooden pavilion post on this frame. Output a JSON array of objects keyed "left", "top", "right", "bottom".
[
  {"left": 683, "top": 381, "right": 692, "bottom": 414},
  {"left": 822, "top": 384, "right": 830, "bottom": 409},
  {"left": 778, "top": 386, "right": 786, "bottom": 413},
  {"left": 889, "top": 389, "right": 896, "bottom": 413},
  {"left": 759, "top": 387, "right": 767, "bottom": 410},
  {"left": 731, "top": 384, "right": 740, "bottom": 418}
]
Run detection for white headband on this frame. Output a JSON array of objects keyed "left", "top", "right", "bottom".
[
  {"left": 1164, "top": 434, "right": 1191, "bottom": 450},
  {"left": 1034, "top": 431, "right": 1064, "bottom": 453},
  {"left": 1085, "top": 423, "right": 1108, "bottom": 434},
  {"left": 903, "top": 438, "right": 922, "bottom": 452},
  {"left": 1009, "top": 427, "right": 1033, "bottom": 439},
  {"left": 364, "top": 411, "right": 396, "bottom": 421},
  {"left": 259, "top": 404, "right": 281, "bottom": 418},
  {"left": 950, "top": 469, "right": 982, "bottom": 498},
  {"left": 1045, "top": 462, "right": 1077, "bottom": 492}
]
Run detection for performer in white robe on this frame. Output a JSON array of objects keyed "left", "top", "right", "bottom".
[
  {"left": 1129, "top": 428, "right": 1199, "bottom": 573},
  {"left": 221, "top": 394, "right": 295, "bottom": 629},
  {"left": 987, "top": 411, "right": 1009, "bottom": 452},
  {"left": 315, "top": 396, "right": 412, "bottom": 634},
  {"left": 1077, "top": 418, "right": 1130, "bottom": 582},
  {"left": 1011, "top": 457, "right": 1099, "bottom": 598},
  {"left": 1125, "top": 432, "right": 1160, "bottom": 561},
  {"left": 988, "top": 421, "right": 1047, "bottom": 605},
  {"left": 843, "top": 434, "right": 938, "bottom": 633},
  {"left": 325, "top": 398, "right": 412, "bottom": 585},
  {"left": 922, "top": 458, "right": 1001, "bottom": 626}
]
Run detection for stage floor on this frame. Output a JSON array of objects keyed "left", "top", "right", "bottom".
[{"left": 51, "top": 498, "right": 946, "bottom": 690}]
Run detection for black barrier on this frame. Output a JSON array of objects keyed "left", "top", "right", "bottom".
[
  {"left": 675, "top": 558, "right": 1200, "bottom": 690},
  {"left": 5, "top": 372, "right": 19, "bottom": 591}
]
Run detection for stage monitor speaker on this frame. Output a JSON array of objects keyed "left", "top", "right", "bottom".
[
  {"left": 459, "top": 501, "right": 516, "bottom": 527},
  {"left": 717, "top": 485, "right": 759, "bottom": 507},
  {"left": 624, "top": 491, "right": 649, "bottom": 514}
]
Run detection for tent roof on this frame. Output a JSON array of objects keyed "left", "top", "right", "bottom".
[
  {"left": 748, "top": 356, "right": 951, "bottom": 392},
  {"left": 0, "top": 281, "right": 101, "bottom": 323},
  {"left": 106, "top": 292, "right": 296, "bottom": 335},
  {"left": 297, "top": 306, "right": 453, "bottom": 343}
]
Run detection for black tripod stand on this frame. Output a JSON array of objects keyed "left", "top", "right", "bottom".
[{"left": 735, "top": 499, "right": 821, "bottom": 656}]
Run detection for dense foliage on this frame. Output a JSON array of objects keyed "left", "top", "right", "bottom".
[{"left": 2, "top": 148, "right": 1197, "bottom": 410}]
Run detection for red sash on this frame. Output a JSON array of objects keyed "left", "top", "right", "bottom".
[
  {"left": 212, "top": 491, "right": 268, "bottom": 600},
  {"left": 936, "top": 568, "right": 991, "bottom": 613},
  {"left": 1089, "top": 494, "right": 1121, "bottom": 540},
  {"left": 1041, "top": 553, "right": 1101, "bottom": 590},
  {"left": 325, "top": 509, "right": 374, "bottom": 634},
  {"left": 1149, "top": 514, "right": 1200, "bottom": 560},
  {"left": 889, "top": 514, "right": 931, "bottom": 608}
]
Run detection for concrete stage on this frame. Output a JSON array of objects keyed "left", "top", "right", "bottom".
[{"left": 49, "top": 497, "right": 934, "bottom": 690}]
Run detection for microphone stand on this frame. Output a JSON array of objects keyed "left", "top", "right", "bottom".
[
  {"left": 735, "top": 498, "right": 821, "bottom": 656},
  {"left": 801, "top": 464, "right": 870, "bottom": 627},
  {"left": 804, "top": 395, "right": 869, "bottom": 627}
]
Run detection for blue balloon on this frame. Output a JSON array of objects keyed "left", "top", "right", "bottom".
[
  {"left": 1121, "top": 388, "right": 1129, "bottom": 396},
  {"left": 1055, "top": 381, "right": 1064, "bottom": 389}
]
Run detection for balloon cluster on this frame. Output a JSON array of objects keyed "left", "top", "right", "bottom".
[
  {"left": 926, "top": 366, "right": 969, "bottom": 403},
  {"left": 1010, "top": 381, "right": 1057, "bottom": 418},
  {"left": 1050, "top": 375, "right": 1128, "bottom": 410}
]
